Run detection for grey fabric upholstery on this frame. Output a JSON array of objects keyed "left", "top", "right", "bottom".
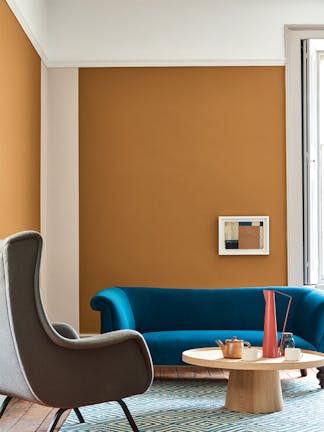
[
  {"left": 52, "top": 323, "right": 80, "bottom": 340},
  {"left": 0, "top": 231, "right": 153, "bottom": 409}
]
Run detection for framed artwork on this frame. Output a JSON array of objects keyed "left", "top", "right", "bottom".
[{"left": 218, "top": 216, "right": 269, "bottom": 255}]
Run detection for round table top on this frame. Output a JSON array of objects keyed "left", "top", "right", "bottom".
[{"left": 182, "top": 347, "right": 324, "bottom": 371}]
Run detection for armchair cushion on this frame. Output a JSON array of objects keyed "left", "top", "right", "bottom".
[{"left": 52, "top": 323, "right": 80, "bottom": 340}]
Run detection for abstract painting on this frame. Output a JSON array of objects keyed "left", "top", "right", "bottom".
[{"left": 218, "top": 216, "right": 269, "bottom": 255}]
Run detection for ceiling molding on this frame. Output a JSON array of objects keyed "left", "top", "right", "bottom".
[
  {"left": 46, "top": 58, "right": 286, "bottom": 69},
  {"left": 5, "top": 0, "right": 49, "bottom": 63}
]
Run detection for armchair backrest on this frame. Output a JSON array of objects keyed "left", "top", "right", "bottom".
[{"left": 0, "top": 231, "right": 54, "bottom": 403}]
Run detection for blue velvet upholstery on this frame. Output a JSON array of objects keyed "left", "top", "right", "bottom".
[
  {"left": 91, "top": 286, "right": 324, "bottom": 365},
  {"left": 143, "top": 331, "right": 316, "bottom": 365}
]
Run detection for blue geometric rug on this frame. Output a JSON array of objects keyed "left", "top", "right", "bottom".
[{"left": 61, "top": 377, "right": 324, "bottom": 432}]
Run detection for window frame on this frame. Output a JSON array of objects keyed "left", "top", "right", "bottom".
[{"left": 285, "top": 25, "right": 324, "bottom": 287}]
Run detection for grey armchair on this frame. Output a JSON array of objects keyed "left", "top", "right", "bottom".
[{"left": 0, "top": 231, "right": 153, "bottom": 431}]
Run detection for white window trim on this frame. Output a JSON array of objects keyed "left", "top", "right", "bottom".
[{"left": 285, "top": 25, "right": 324, "bottom": 287}]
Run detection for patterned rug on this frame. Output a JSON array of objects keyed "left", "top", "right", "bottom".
[{"left": 61, "top": 377, "right": 324, "bottom": 432}]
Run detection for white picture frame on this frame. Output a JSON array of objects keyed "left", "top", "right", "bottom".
[{"left": 218, "top": 216, "right": 270, "bottom": 255}]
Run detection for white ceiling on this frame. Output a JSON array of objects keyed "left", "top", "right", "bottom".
[{"left": 6, "top": 0, "right": 324, "bottom": 67}]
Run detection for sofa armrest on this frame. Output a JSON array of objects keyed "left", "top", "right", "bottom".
[
  {"left": 91, "top": 287, "right": 135, "bottom": 332},
  {"left": 293, "top": 288, "right": 324, "bottom": 352}
]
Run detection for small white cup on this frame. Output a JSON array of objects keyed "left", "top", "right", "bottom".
[
  {"left": 285, "top": 348, "right": 303, "bottom": 361},
  {"left": 242, "top": 347, "right": 260, "bottom": 361}
]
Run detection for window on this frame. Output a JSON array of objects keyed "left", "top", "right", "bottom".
[
  {"left": 303, "top": 40, "right": 324, "bottom": 285},
  {"left": 285, "top": 26, "right": 324, "bottom": 287}
]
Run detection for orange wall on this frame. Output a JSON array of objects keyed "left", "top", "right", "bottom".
[
  {"left": 0, "top": 2, "right": 40, "bottom": 237},
  {"left": 79, "top": 66, "right": 286, "bottom": 333}
]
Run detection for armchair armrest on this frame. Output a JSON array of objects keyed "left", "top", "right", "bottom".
[
  {"left": 49, "top": 329, "right": 144, "bottom": 350},
  {"left": 91, "top": 287, "right": 135, "bottom": 332},
  {"left": 293, "top": 288, "right": 324, "bottom": 352},
  {"left": 35, "top": 329, "right": 153, "bottom": 408}
]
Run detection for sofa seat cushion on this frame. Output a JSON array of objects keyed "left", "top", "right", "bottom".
[{"left": 143, "top": 330, "right": 317, "bottom": 365}]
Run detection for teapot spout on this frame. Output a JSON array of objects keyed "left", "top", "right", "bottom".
[{"left": 216, "top": 339, "right": 226, "bottom": 354}]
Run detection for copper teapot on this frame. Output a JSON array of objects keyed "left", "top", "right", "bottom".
[{"left": 216, "top": 336, "right": 251, "bottom": 359}]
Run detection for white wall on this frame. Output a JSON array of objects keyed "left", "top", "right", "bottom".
[
  {"left": 46, "top": 0, "right": 324, "bottom": 66},
  {"left": 41, "top": 66, "right": 79, "bottom": 330},
  {"left": 40, "top": 62, "right": 48, "bottom": 309},
  {"left": 5, "top": 0, "right": 48, "bottom": 61}
]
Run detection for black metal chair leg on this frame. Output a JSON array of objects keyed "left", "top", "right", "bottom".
[
  {"left": 74, "top": 407, "right": 85, "bottom": 423},
  {"left": 0, "top": 396, "right": 12, "bottom": 418},
  {"left": 47, "top": 408, "right": 68, "bottom": 432},
  {"left": 117, "top": 399, "right": 139, "bottom": 432}
]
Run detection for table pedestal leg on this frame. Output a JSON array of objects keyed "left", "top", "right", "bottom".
[
  {"left": 317, "top": 367, "right": 324, "bottom": 388},
  {"left": 225, "top": 370, "right": 283, "bottom": 413}
]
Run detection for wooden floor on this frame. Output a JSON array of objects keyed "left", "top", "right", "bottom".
[
  {"left": 0, "top": 367, "right": 317, "bottom": 431},
  {"left": 0, "top": 400, "right": 70, "bottom": 432}
]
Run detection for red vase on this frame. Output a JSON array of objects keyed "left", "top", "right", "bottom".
[{"left": 262, "top": 290, "right": 279, "bottom": 358}]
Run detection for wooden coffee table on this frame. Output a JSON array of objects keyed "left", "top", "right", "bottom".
[{"left": 182, "top": 347, "right": 324, "bottom": 414}]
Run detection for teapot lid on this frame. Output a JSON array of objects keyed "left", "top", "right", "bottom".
[{"left": 225, "top": 336, "right": 243, "bottom": 343}]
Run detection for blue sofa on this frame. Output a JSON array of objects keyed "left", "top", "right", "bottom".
[{"left": 91, "top": 286, "right": 324, "bottom": 365}]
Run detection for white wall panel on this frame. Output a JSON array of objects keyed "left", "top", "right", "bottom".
[{"left": 41, "top": 66, "right": 79, "bottom": 330}]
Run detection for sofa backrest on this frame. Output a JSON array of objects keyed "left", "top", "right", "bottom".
[{"left": 121, "top": 286, "right": 307, "bottom": 333}]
